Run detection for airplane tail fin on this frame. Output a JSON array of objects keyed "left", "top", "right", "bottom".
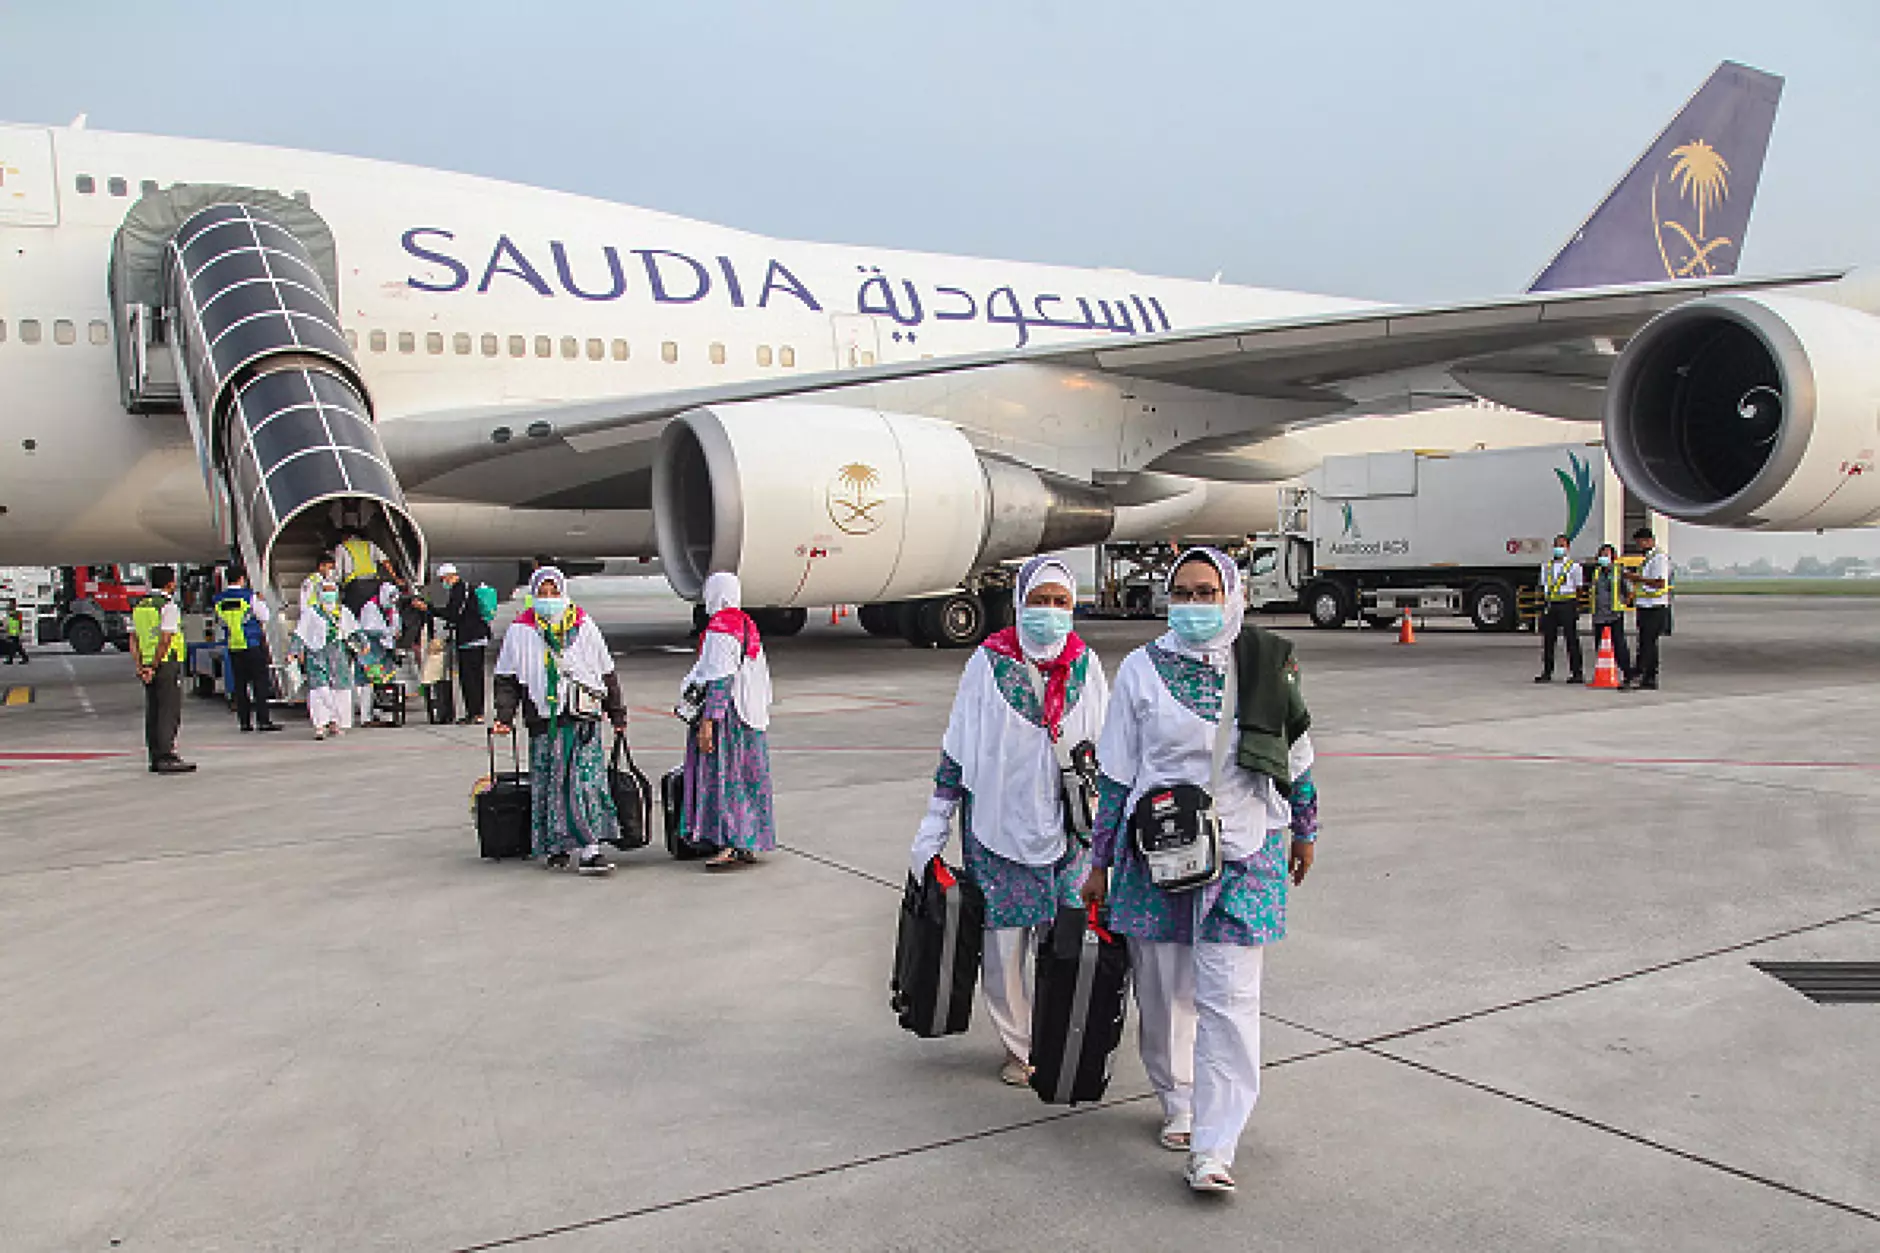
[{"left": 1528, "top": 61, "right": 1781, "bottom": 292}]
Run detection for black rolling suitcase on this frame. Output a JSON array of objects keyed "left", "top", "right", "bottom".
[
  {"left": 661, "top": 764, "right": 715, "bottom": 859},
  {"left": 607, "top": 734, "right": 654, "bottom": 851},
  {"left": 1028, "top": 905, "right": 1132, "bottom": 1105},
  {"left": 889, "top": 857, "right": 986, "bottom": 1038},
  {"left": 425, "top": 679, "right": 455, "bottom": 725},
  {"left": 473, "top": 731, "right": 533, "bottom": 860}
]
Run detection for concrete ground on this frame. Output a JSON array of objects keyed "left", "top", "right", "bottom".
[{"left": 0, "top": 590, "right": 1874, "bottom": 1252}]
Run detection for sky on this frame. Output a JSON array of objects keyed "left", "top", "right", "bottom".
[{"left": 4, "top": 0, "right": 1880, "bottom": 561}]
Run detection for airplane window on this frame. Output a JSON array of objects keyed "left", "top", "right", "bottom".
[
  {"left": 88, "top": 320, "right": 109, "bottom": 346},
  {"left": 661, "top": 341, "right": 678, "bottom": 364},
  {"left": 426, "top": 331, "right": 444, "bottom": 355},
  {"left": 74, "top": 175, "right": 95, "bottom": 194},
  {"left": 534, "top": 335, "right": 552, "bottom": 358},
  {"left": 611, "top": 339, "right": 629, "bottom": 361},
  {"left": 560, "top": 335, "right": 578, "bottom": 360},
  {"left": 709, "top": 342, "right": 726, "bottom": 365},
  {"left": 54, "top": 320, "right": 76, "bottom": 346},
  {"left": 454, "top": 332, "right": 472, "bottom": 355},
  {"left": 20, "top": 320, "right": 41, "bottom": 345},
  {"left": 586, "top": 337, "right": 603, "bottom": 361},
  {"left": 398, "top": 331, "right": 416, "bottom": 354},
  {"left": 481, "top": 333, "right": 498, "bottom": 357},
  {"left": 508, "top": 335, "right": 525, "bottom": 357},
  {"left": 779, "top": 345, "right": 795, "bottom": 368},
  {"left": 107, "top": 177, "right": 128, "bottom": 197},
  {"left": 343, "top": 329, "right": 358, "bottom": 350},
  {"left": 369, "top": 329, "right": 387, "bottom": 353},
  {"left": 141, "top": 180, "right": 158, "bottom": 196},
  {"left": 757, "top": 345, "right": 773, "bottom": 367}
]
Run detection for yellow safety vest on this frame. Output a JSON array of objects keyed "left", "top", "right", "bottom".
[
  {"left": 132, "top": 593, "right": 185, "bottom": 664},
  {"left": 1543, "top": 559, "right": 1578, "bottom": 601},
  {"left": 340, "top": 538, "right": 376, "bottom": 583},
  {"left": 1589, "top": 565, "right": 1630, "bottom": 617},
  {"left": 215, "top": 595, "right": 255, "bottom": 650},
  {"left": 4, "top": 614, "right": 19, "bottom": 638}
]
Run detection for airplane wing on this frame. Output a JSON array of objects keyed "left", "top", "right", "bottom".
[{"left": 381, "top": 269, "right": 1846, "bottom": 496}]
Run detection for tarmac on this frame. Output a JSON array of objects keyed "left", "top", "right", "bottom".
[{"left": 0, "top": 588, "right": 1875, "bottom": 1252}]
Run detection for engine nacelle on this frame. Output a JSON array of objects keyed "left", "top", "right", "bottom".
[
  {"left": 652, "top": 402, "right": 1114, "bottom": 606},
  {"left": 1604, "top": 293, "right": 1880, "bottom": 529}
]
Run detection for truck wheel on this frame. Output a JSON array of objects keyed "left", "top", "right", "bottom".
[
  {"left": 1467, "top": 581, "right": 1518, "bottom": 632},
  {"left": 65, "top": 617, "right": 105, "bottom": 655},
  {"left": 1306, "top": 583, "right": 1350, "bottom": 630},
  {"left": 918, "top": 593, "right": 988, "bottom": 650},
  {"left": 857, "top": 604, "right": 898, "bottom": 637}
]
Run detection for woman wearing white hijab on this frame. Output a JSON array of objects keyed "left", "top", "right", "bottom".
[
  {"left": 909, "top": 556, "right": 1109, "bottom": 1085},
  {"left": 492, "top": 568, "right": 629, "bottom": 875},
  {"left": 353, "top": 582, "right": 400, "bottom": 727},
  {"left": 679, "top": 572, "right": 776, "bottom": 869},
  {"left": 287, "top": 578, "right": 365, "bottom": 740},
  {"left": 1083, "top": 546, "right": 1320, "bottom": 1194}
]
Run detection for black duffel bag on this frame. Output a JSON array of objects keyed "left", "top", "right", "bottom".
[
  {"left": 1028, "top": 904, "right": 1132, "bottom": 1105},
  {"left": 606, "top": 734, "right": 653, "bottom": 851},
  {"left": 890, "top": 857, "right": 986, "bottom": 1038}
]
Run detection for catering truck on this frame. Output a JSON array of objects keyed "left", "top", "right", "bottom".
[{"left": 1245, "top": 442, "right": 1638, "bottom": 631}]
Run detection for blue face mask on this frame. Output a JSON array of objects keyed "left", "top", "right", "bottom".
[
  {"left": 534, "top": 595, "right": 567, "bottom": 621},
  {"left": 1018, "top": 606, "right": 1073, "bottom": 652},
  {"left": 1168, "top": 604, "right": 1225, "bottom": 646},
  {"left": 1597, "top": 554, "right": 1613, "bottom": 568},
  {"left": 1553, "top": 546, "right": 1567, "bottom": 559}
]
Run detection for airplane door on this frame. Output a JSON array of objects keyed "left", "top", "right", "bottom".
[
  {"left": 0, "top": 126, "right": 59, "bottom": 226},
  {"left": 829, "top": 314, "right": 881, "bottom": 370}
]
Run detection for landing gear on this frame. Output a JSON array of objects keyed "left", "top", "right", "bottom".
[
  {"left": 917, "top": 592, "right": 988, "bottom": 650},
  {"left": 857, "top": 604, "right": 900, "bottom": 638},
  {"left": 751, "top": 608, "right": 808, "bottom": 638}
]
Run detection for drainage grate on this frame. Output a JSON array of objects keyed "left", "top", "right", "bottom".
[{"left": 1752, "top": 962, "right": 1880, "bottom": 1004}]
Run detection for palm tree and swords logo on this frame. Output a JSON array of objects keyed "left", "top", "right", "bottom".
[
  {"left": 827, "top": 462, "right": 888, "bottom": 535},
  {"left": 1653, "top": 139, "right": 1733, "bottom": 279}
]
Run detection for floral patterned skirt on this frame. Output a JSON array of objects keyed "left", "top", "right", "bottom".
[
  {"left": 682, "top": 709, "right": 776, "bottom": 853},
  {"left": 529, "top": 720, "right": 619, "bottom": 857},
  {"left": 961, "top": 813, "right": 1086, "bottom": 931}
]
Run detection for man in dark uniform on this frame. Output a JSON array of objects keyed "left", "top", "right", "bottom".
[{"left": 214, "top": 568, "right": 281, "bottom": 733}]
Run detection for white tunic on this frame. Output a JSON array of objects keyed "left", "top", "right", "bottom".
[
  {"left": 493, "top": 614, "right": 615, "bottom": 715},
  {"left": 1096, "top": 647, "right": 1312, "bottom": 862},
  {"left": 937, "top": 647, "right": 1109, "bottom": 866}
]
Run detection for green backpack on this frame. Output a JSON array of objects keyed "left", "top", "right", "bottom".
[{"left": 473, "top": 584, "right": 499, "bottom": 623}]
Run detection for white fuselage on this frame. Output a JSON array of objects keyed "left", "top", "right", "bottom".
[{"left": 0, "top": 122, "right": 1375, "bottom": 564}]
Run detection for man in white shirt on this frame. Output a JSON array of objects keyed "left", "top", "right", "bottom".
[
  {"left": 1627, "top": 527, "right": 1671, "bottom": 690},
  {"left": 1535, "top": 532, "right": 1585, "bottom": 684}
]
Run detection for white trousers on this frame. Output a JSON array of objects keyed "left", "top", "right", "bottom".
[
  {"left": 306, "top": 686, "right": 354, "bottom": 731},
  {"left": 353, "top": 683, "right": 375, "bottom": 723},
  {"left": 1129, "top": 938, "right": 1265, "bottom": 1165},
  {"left": 982, "top": 926, "right": 1036, "bottom": 1062}
]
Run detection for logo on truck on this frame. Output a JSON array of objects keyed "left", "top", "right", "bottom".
[
  {"left": 1340, "top": 501, "right": 1360, "bottom": 539},
  {"left": 1557, "top": 451, "right": 1596, "bottom": 543}
]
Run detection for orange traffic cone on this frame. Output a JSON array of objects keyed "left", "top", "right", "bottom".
[
  {"left": 1396, "top": 613, "right": 1416, "bottom": 645},
  {"left": 828, "top": 605, "right": 841, "bottom": 626},
  {"left": 1588, "top": 627, "right": 1621, "bottom": 689}
]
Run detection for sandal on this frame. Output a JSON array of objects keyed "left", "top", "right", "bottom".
[
  {"left": 1158, "top": 1121, "right": 1192, "bottom": 1153},
  {"left": 704, "top": 849, "right": 740, "bottom": 870},
  {"left": 1184, "top": 1153, "right": 1235, "bottom": 1194}
]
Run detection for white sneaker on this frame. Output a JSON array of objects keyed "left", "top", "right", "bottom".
[{"left": 1184, "top": 1153, "right": 1235, "bottom": 1194}]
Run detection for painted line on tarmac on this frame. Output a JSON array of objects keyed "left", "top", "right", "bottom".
[
  {"left": 0, "top": 684, "right": 33, "bottom": 706},
  {"left": 0, "top": 750, "right": 130, "bottom": 762},
  {"left": 59, "top": 656, "right": 95, "bottom": 716},
  {"left": 1327, "top": 748, "right": 1880, "bottom": 772}
]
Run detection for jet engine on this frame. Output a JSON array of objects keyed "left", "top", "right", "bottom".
[
  {"left": 652, "top": 402, "right": 1114, "bottom": 606},
  {"left": 1604, "top": 292, "right": 1880, "bottom": 529}
]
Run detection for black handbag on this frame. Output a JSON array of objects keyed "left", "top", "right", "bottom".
[
  {"left": 606, "top": 733, "right": 653, "bottom": 851},
  {"left": 1029, "top": 904, "right": 1132, "bottom": 1105},
  {"left": 889, "top": 857, "right": 987, "bottom": 1038}
]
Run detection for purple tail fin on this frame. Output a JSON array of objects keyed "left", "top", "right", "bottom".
[{"left": 1529, "top": 62, "right": 1781, "bottom": 292}]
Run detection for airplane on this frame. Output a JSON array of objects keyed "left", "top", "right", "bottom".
[{"left": 2, "top": 59, "right": 1860, "bottom": 649}]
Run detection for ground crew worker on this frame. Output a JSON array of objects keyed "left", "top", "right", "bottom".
[
  {"left": 335, "top": 531, "right": 392, "bottom": 615},
  {"left": 1627, "top": 527, "right": 1671, "bottom": 690},
  {"left": 1535, "top": 533, "right": 1585, "bottom": 684},
  {"left": 2, "top": 601, "right": 25, "bottom": 665},
  {"left": 131, "top": 565, "right": 196, "bottom": 774},
  {"left": 214, "top": 568, "right": 281, "bottom": 733},
  {"left": 1587, "top": 542, "right": 1634, "bottom": 688}
]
